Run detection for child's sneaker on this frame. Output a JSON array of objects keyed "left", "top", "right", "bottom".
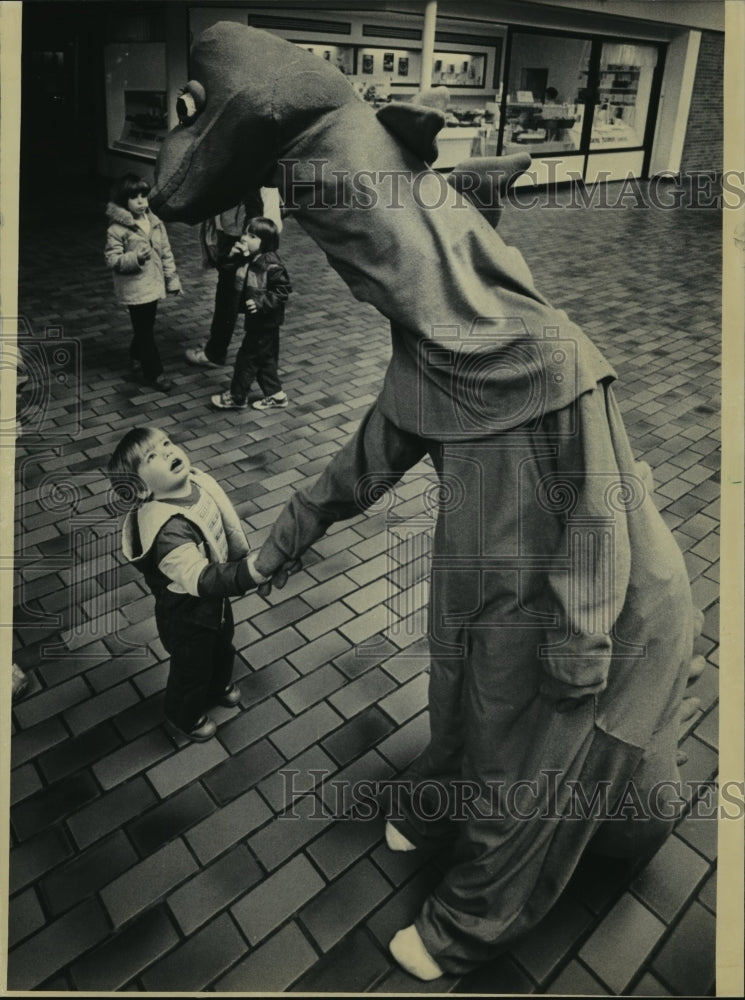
[
  {"left": 252, "top": 392, "right": 288, "bottom": 411},
  {"left": 186, "top": 345, "right": 222, "bottom": 368},
  {"left": 211, "top": 390, "right": 247, "bottom": 410}
]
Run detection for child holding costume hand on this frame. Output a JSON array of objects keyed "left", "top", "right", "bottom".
[{"left": 107, "top": 426, "right": 269, "bottom": 742}]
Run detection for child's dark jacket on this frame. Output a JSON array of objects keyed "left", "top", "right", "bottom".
[
  {"left": 121, "top": 468, "right": 253, "bottom": 632},
  {"left": 234, "top": 250, "right": 291, "bottom": 326}
]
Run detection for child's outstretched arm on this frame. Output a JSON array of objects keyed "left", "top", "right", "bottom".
[{"left": 155, "top": 518, "right": 263, "bottom": 597}]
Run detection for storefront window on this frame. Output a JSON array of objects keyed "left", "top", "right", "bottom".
[
  {"left": 502, "top": 32, "right": 589, "bottom": 157},
  {"left": 589, "top": 42, "right": 658, "bottom": 149},
  {"left": 104, "top": 43, "right": 168, "bottom": 159}
]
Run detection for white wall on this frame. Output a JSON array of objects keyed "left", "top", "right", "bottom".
[
  {"left": 648, "top": 30, "right": 701, "bottom": 176},
  {"left": 527, "top": 0, "right": 724, "bottom": 33}
]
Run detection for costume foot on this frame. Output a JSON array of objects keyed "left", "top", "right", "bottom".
[
  {"left": 385, "top": 820, "right": 416, "bottom": 852},
  {"left": 693, "top": 606, "right": 705, "bottom": 637},
  {"left": 677, "top": 696, "right": 701, "bottom": 726},
  {"left": 687, "top": 654, "right": 706, "bottom": 685},
  {"left": 12, "top": 663, "right": 30, "bottom": 703},
  {"left": 389, "top": 925, "right": 443, "bottom": 981},
  {"left": 186, "top": 345, "right": 222, "bottom": 368}
]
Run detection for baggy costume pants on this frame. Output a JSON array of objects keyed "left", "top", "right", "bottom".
[{"left": 257, "top": 386, "right": 694, "bottom": 974}]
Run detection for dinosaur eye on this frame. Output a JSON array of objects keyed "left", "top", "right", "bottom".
[{"left": 176, "top": 80, "right": 206, "bottom": 125}]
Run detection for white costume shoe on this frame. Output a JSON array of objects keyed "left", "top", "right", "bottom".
[
  {"left": 389, "top": 925, "right": 444, "bottom": 981},
  {"left": 385, "top": 820, "right": 416, "bottom": 852}
]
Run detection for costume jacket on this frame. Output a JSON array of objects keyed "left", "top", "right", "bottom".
[
  {"left": 104, "top": 202, "right": 182, "bottom": 305},
  {"left": 121, "top": 468, "right": 253, "bottom": 632}
]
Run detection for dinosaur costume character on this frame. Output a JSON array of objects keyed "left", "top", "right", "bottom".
[{"left": 150, "top": 22, "right": 702, "bottom": 977}]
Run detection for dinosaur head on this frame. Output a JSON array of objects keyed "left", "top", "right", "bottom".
[{"left": 149, "top": 21, "right": 356, "bottom": 223}]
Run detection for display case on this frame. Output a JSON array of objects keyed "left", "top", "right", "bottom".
[
  {"left": 356, "top": 45, "right": 423, "bottom": 87},
  {"left": 104, "top": 43, "right": 168, "bottom": 159},
  {"left": 302, "top": 42, "right": 356, "bottom": 75},
  {"left": 431, "top": 51, "right": 486, "bottom": 89}
]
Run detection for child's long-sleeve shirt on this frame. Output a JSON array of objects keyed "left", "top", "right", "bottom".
[{"left": 121, "top": 468, "right": 256, "bottom": 629}]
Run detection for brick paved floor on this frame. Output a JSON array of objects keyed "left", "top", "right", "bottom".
[{"left": 6, "top": 176, "right": 720, "bottom": 994}]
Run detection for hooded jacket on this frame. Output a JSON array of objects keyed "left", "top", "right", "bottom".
[
  {"left": 121, "top": 468, "right": 253, "bottom": 630},
  {"left": 105, "top": 202, "right": 182, "bottom": 305}
]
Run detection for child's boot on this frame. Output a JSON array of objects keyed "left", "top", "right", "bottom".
[{"left": 166, "top": 714, "right": 217, "bottom": 742}]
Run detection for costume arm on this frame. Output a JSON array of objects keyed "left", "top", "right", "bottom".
[
  {"left": 155, "top": 516, "right": 256, "bottom": 597},
  {"left": 156, "top": 219, "right": 182, "bottom": 293},
  {"left": 540, "top": 389, "right": 632, "bottom": 708},
  {"left": 104, "top": 227, "right": 141, "bottom": 275},
  {"left": 255, "top": 402, "right": 427, "bottom": 578}
]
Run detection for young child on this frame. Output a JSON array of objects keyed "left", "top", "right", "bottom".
[
  {"left": 107, "top": 426, "right": 269, "bottom": 741},
  {"left": 210, "top": 216, "right": 292, "bottom": 411},
  {"left": 105, "top": 173, "right": 182, "bottom": 393}
]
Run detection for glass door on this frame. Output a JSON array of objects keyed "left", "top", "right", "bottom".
[
  {"left": 583, "top": 40, "right": 661, "bottom": 181},
  {"left": 590, "top": 42, "right": 659, "bottom": 150},
  {"left": 500, "top": 29, "right": 663, "bottom": 184}
]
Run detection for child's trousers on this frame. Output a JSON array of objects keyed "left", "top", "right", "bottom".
[
  {"left": 160, "top": 603, "right": 235, "bottom": 731},
  {"left": 128, "top": 300, "right": 163, "bottom": 381},
  {"left": 231, "top": 322, "right": 282, "bottom": 401}
]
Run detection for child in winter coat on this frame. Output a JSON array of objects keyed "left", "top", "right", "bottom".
[
  {"left": 104, "top": 173, "right": 182, "bottom": 392},
  {"left": 210, "top": 216, "right": 292, "bottom": 411},
  {"left": 107, "top": 425, "right": 270, "bottom": 742}
]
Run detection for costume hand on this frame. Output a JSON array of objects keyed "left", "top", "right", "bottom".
[
  {"left": 137, "top": 248, "right": 151, "bottom": 264},
  {"left": 168, "top": 288, "right": 182, "bottom": 296},
  {"left": 245, "top": 299, "right": 258, "bottom": 313},
  {"left": 271, "top": 558, "right": 302, "bottom": 590}
]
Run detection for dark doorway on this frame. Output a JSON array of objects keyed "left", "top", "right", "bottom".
[
  {"left": 520, "top": 67, "right": 549, "bottom": 101},
  {"left": 20, "top": 3, "right": 102, "bottom": 202}
]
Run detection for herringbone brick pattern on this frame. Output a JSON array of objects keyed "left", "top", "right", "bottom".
[{"left": 7, "top": 178, "right": 720, "bottom": 993}]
